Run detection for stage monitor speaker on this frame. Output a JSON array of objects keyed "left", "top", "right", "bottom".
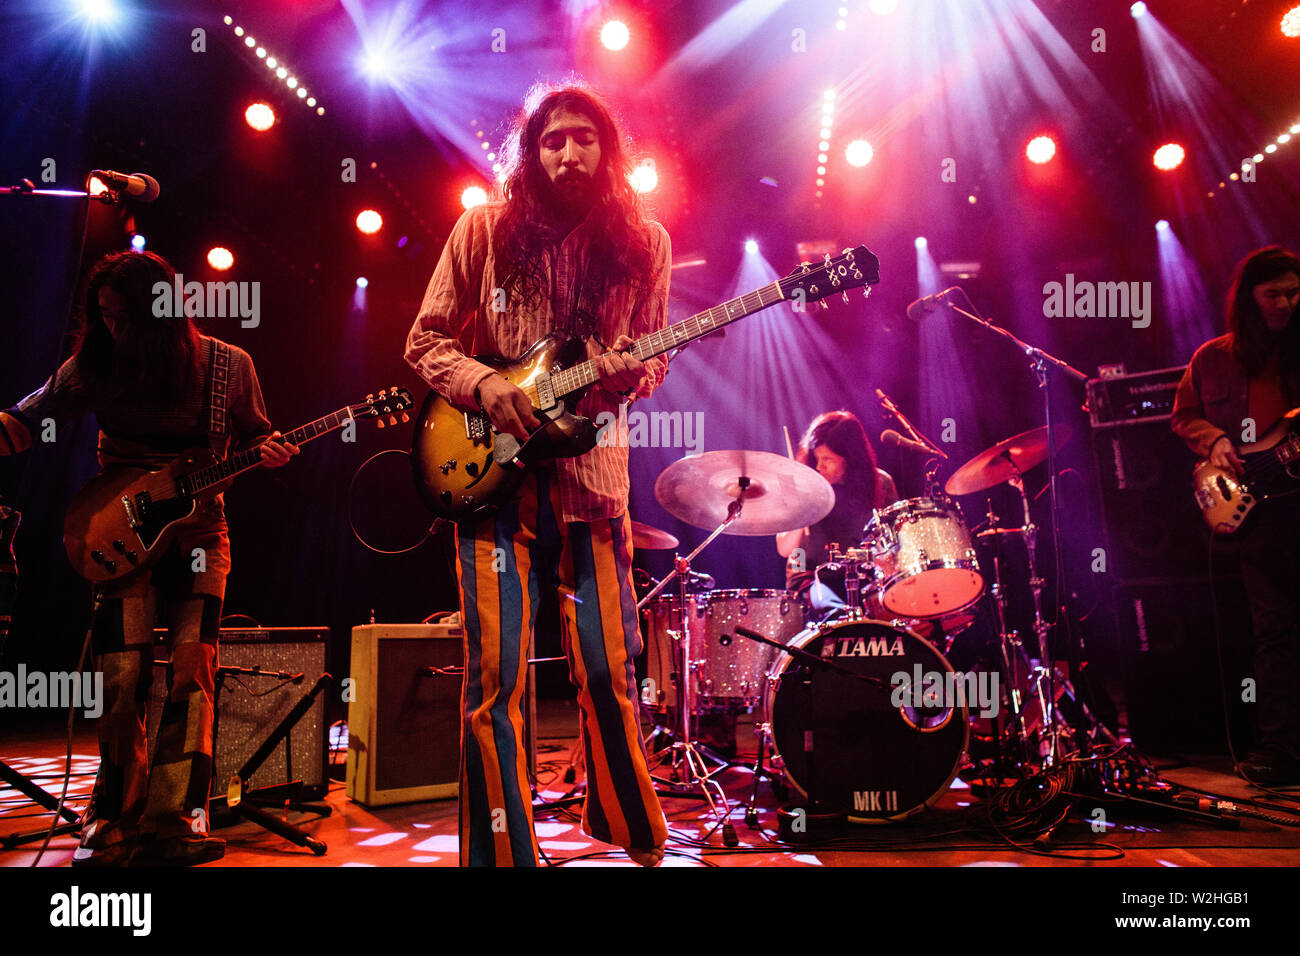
[
  {"left": 1091, "top": 419, "right": 1211, "bottom": 581},
  {"left": 149, "top": 626, "right": 330, "bottom": 800},
  {"left": 1113, "top": 577, "right": 1252, "bottom": 755}
]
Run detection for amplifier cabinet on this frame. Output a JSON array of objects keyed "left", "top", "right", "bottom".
[
  {"left": 346, "top": 623, "right": 463, "bottom": 806},
  {"left": 150, "top": 626, "right": 329, "bottom": 800}
]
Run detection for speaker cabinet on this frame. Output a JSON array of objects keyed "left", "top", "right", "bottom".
[
  {"left": 149, "top": 627, "right": 329, "bottom": 800},
  {"left": 1091, "top": 421, "right": 1210, "bottom": 581},
  {"left": 1113, "top": 577, "right": 1252, "bottom": 755},
  {"left": 346, "top": 624, "right": 464, "bottom": 806}
]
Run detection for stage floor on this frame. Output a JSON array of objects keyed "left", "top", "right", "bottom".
[{"left": 3, "top": 698, "right": 1298, "bottom": 868}]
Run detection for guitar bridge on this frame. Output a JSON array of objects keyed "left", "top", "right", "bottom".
[{"left": 120, "top": 494, "right": 142, "bottom": 530}]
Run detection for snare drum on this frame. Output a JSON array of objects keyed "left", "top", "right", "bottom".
[{"left": 864, "top": 496, "right": 984, "bottom": 618}]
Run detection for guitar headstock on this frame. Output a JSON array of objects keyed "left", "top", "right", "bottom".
[
  {"left": 780, "top": 244, "right": 881, "bottom": 308},
  {"left": 356, "top": 387, "right": 414, "bottom": 428}
]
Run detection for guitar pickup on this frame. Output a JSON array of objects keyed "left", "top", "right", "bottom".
[{"left": 465, "top": 411, "right": 490, "bottom": 444}]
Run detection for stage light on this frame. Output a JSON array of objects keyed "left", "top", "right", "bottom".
[
  {"left": 1265, "top": 143, "right": 1278, "bottom": 154},
  {"left": 307, "top": 97, "right": 316, "bottom": 107},
  {"left": 255, "top": 47, "right": 265, "bottom": 58},
  {"left": 745, "top": 239, "right": 759, "bottom": 254},
  {"left": 1280, "top": 134, "right": 1292, "bottom": 144},
  {"left": 630, "top": 163, "right": 659, "bottom": 194},
  {"left": 207, "top": 247, "right": 234, "bottom": 271},
  {"left": 824, "top": 89, "right": 836, "bottom": 101},
  {"left": 266, "top": 56, "right": 277, "bottom": 68},
  {"left": 845, "top": 139, "right": 874, "bottom": 167},
  {"left": 1026, "top": 135, "right": 1056, "bottom": 164},
  {"left": 234, "top": 26, "right": 244, "bottom": 37},
  {"left": 224, "top": 15, "right": 232, "bottom": 25},
  {"left": 356, "top": 277, "right": 369, "bottom": 289},
  {"left": 1153, "top": 143, "right": 1185, "bottom": 170},
  {"left": 244, "top": 36, "right": 255, "bottom": 48},
  {"left": 130, "top": 234, "right": 145, "bottom": 251},
  {"left": 1254, "top": 152, "right": 1265, "bottom": 162},
  {"left": 1283, "top": 6, "right": 1300, "bottom": 37},
  {"left": 276, "top": 67, "right": 287, "bottom": 79},
  {"left": 915, "top": 236, "right": 928, "bottom": 249},
  {"left": 1130, "top": 2, "right": 1147, "bottom": 18},
  {"left": 88, "top": 176, "right": 107, "bottom": 196},
  {"left": 356, "top": 210, "right": 383, "bottom": 234},
  {"left": 245, "top": 103, "right": 275, "bottom": 132},
  {"left": 601, "top": 20, "right": 630, "bottom": 51},
  {"left": 76, "top": 0, "right": 118, "bottom": 21},
  {"left": 317, "top": 107, "right": 325, "bottom": 115},
  {"left": 869, "top": 0, "right": 899, "bottom": 13},
  {"left": 287, "top": 76, "right": 299, "bottom": 89},
  {"left": 1155, "top": 219, "right": 1170, "bottom": 231},
  {"left": 461, "top": 186, "right": 488, "bottom": 209},
  {"left": 297, "top": 88, "right": 307, "bottom": 99}
]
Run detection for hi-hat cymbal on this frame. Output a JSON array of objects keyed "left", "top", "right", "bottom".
[
  {"left": 653, "top": 450, "right": 834, "bottom": 536},
  {"left": 944, "top": 426, "right": 1072, "bottom": 497},
  {"left": 630, "top": 520, "right": 678, "bottom": 551}
]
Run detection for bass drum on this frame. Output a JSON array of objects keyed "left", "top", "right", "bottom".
[{"left": 766, "top": 619, "right": 967, "bottom": 822}]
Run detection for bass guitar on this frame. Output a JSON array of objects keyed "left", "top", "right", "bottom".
[
  {"left": 412, "top": 245, "right": 881, "bottom": 520},
  {"left": 1192, "top": 407, "right": 1300, "bottom": 533},
  {"left": 64, "top": 388, "right": 412, "bottom": 583}
]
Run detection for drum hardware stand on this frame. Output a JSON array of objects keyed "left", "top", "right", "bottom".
[
  {"left": 640, "top": 484, "right": 756, "bottom": 842},
  {"left": 980, "top": 499, "right": 1034, "bottom": 772},
  {"left": 939, "top": 289, "right": 1090, "bottom": 767}
]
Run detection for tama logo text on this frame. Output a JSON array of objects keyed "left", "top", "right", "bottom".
[
  {"left": 49, "top": 886, "right": 151, "bottom": 936},
  {"left": 821, "top": 634, "right": 906, "bottom": 658}
]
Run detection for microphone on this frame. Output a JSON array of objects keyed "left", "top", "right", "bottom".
[
  {"left": 685, "top": 569, "right": 716, "bottom": 590},
  {"left": 89, "top": 170, "right": 161, "bottom": 202},
  {"left": 881, "top": 429, "right": 945, "bottom": 459},
  {"left": 904, "top": 288, "right": 954, "bottom": 322}
]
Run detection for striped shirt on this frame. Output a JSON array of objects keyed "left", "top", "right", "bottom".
[{"left": 405, "top": 202, "right": 672, "bottom": 522}]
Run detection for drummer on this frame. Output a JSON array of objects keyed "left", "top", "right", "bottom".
[{"left": 776, "top": 410, "right": 898, "bottom": 620}]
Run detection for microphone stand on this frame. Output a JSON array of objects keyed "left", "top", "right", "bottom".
[{"left": 937, "top": 289, "right": 1087, "bottom": 766}]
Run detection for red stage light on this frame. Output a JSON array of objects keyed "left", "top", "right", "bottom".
[
  {"left": 207, "top": 247, "right": 234, "bottom": 271},
  {"left": 461, "top": 186, "right": 488, "bottom": 210},
  {"left": 1282, "top": 6, "right": 1300, "bottom": 37},
  {"left": 601, "top": 20, "right": 630, "bottom": 51},
  {"left": 1026, "top": 135, "right": 1056, "bottom": 164},
  {"left": 845, "top": 139, "right": 874, "bottom": 167},
  {"left": 1153, "top": 143, "right": 1185, "bottom": 171},
  {"left": 356, "top": 210, "right": 383, "bottom": 234},
  {"left": 245, "top": 103, "right": 275, "bottom": 132}
]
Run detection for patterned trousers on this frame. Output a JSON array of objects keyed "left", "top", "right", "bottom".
[
  {"left": 454, "top": 469, "right": 667, "bottom": 866},
  {"left": 80, "top": 500, "right": 229, "bottom": 849}
]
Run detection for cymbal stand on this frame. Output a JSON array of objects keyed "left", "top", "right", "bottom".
[
  {"left": 644, "top": 482, "right": 755, "bottom": 840},
  {"left": 981, "top": 498, "right": 1033, "bottom": 770}
]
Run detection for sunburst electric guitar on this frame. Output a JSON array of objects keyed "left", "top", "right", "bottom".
[
  {"left": 1192, "top": 407, "right": 1300, "bottom": 533},
  {"left": 412, "top": 245, "right": 881, "bottom": 520},
  {"left": 64, "top": 388, "right": 413, "bottom": 583}
]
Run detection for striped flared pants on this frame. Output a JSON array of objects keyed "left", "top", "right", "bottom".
[{"left": 453, "top": 469, "right": 668, "bottom": 866}]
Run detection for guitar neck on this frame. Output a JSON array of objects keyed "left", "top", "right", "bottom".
[
  {"left": 187, "top": 406, "right": 359, "bottom": 495},
  {"left": 548, "top": 279, "right": 787, "bottom": 398}
]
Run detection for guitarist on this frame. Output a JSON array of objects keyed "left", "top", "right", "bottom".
[
  {"left": 0, "top": 250, "right": 299, "bottom": 864},
  {"left": 404, "top": 84, "right": 671, "bottom": 866},
  {"left": 1171, "top": 245, "right": 1300, "bottom": 786}
]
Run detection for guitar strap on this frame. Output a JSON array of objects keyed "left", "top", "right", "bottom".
[{"left": 206, "top": 338, "right": 232, "bottom": 455}]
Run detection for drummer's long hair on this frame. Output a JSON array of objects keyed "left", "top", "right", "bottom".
[
  {"left": 1226, "top": 246, "right": 1300, "bottom": 396},
  {"left": 797, "top": 411, "right": 882, "bottom": 511}
]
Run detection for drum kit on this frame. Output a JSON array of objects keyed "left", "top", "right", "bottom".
[{"left": 635, "top": 426, "right": 1115, "bottom": 831}]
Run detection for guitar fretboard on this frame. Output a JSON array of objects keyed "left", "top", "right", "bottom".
[
  {"left": 549, "top": 280, "right": 787, "bottom": 398},
  {"left": 188, "top": 406, "right": 358, "bottom": 494}
]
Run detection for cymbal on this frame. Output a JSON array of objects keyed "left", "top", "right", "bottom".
[
  {"left": 630, "top": 520, "right": 678, "bottom": 551},
  {"left": 653, "top": 450, "right": 834, "bottom": 536},
  {"left": 945, "top": 426, "right": 1072, "bottom": 497}
]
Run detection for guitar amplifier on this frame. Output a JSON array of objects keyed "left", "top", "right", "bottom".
[
  {"left": 149, "top": 626, "right": 330, "bottom": 800},
  {"left": 1087, "top": 366, "right": 1186, "bottom": 427},
  {"left": 347, "top": 623, "right": 462, "bottom": 806}
]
